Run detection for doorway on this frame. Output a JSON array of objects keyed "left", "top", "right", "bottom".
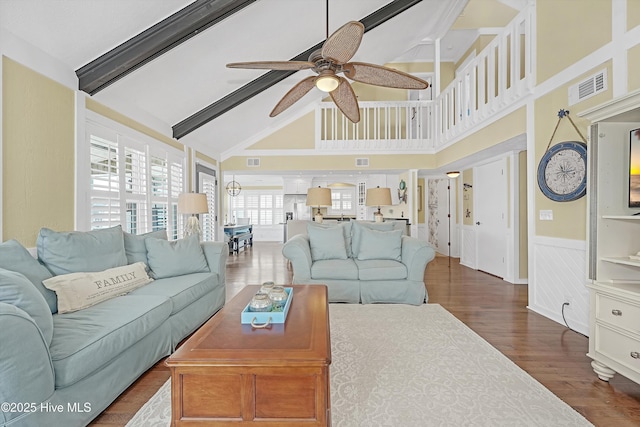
[
  {"left": 474, "top": 159, "right": 507, "bottom": 278},
  {"left": 195, "top": 163, "right": 217, "bottom": 241}
]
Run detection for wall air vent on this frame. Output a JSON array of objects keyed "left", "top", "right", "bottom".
[
  {"left": 568, "top": 69, "right": 607, "bottom": 106},
  {"left": 247, "top": 158, "right": 260, "bottom": 167},
  {"left": 355, "top": 158, "right": 369, "bottom": 167}
]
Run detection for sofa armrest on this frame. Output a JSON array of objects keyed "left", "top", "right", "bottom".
[
  {"left": 282, "top": 235, "right": 313, "bottom": 281},
  {"left": 0, "top": 303, "right": 55, "bottom": 425},
  {"left": 201, "top": 241, "right": 229, "bottom": 285},
  {"left": 401, "top": 236, "right": 436, "bottom": 281}
]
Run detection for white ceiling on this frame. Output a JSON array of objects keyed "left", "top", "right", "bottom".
[{"left": 0, "top": 0, "right": 503, "bottom": 161}]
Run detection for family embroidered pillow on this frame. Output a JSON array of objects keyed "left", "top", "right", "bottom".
[{"left": 42, "top": 262, "right": 152, "bottom": 313}]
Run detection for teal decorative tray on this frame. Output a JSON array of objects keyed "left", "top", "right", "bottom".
[{"left": 241, "top": 287, "right": 293, "bottom": 328}]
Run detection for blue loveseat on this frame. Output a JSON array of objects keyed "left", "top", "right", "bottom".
[
  {"left": 282, "top": 221, "right": 435, "bottom": 305},
  {"left": 0, "top": 226, "right": 227, "bottom": 427}
]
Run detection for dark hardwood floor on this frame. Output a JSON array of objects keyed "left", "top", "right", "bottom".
[{"left": 91, "top": 242, "right": 640, "bottom": 426}]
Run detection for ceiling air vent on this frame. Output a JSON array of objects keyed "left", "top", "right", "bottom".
[
  {"left": 568, "top": 69, "right": 607, "bottom": 106},
  {"left": 355, "top": 158, "right": 369, "bottom": 167},
  {"left": 247, "top": 158, "right": 260, "bottom": 167}
]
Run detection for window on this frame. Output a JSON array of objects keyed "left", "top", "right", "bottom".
[
  {"left": 328, "top": 188, "right": 355, "bottom": 215},
  {"left": 230, "top": 190, "right": 283, "bottom": 225},
  {"left": 86, "top": 119, "right": 184, "bottom": 237}
]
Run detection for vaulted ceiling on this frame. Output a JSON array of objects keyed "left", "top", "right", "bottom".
[{"left": 0, "top": 0, "right": 523, "bottom": 160}]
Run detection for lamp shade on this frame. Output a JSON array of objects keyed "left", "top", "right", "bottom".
[
  {"left": 306, "top": 187, "right": 332, "bottom": 207},
  {"left": 178, "top": 193, "right": 209, "bottom": 214},
  {"left": 366, "top": 187, "right": 392, "bottom": 207}
]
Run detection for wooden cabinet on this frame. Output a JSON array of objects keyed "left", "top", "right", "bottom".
[
  {"left": 166, "top": 285, "right": 331, "bottom": 426},
  {"left": 582, "top": 92, "right": 640, "bottom": 384}
]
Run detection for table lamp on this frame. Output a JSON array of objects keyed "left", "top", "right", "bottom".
[
  {"left": 366, "top": 186, "right": 392, "bottom": 222},
  {"left": 306, "top": 187, "right": 332, "bottom": 223},
  {"left": 178, "top": 193, "right": 209, "bottom": 238}
]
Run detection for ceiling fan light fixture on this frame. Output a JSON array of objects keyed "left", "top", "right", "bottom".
[{"left": 315, "top": 72, "right": 340, "bottom": 92}]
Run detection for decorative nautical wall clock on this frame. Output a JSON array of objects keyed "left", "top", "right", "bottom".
[
  {"left": 537, "top": 141, "right": 587, "bottom": 201},
  {"left": 537, "top": 109, "right": 588, "bottom": 202}
]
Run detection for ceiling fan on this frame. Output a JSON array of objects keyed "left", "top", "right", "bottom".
[{"left": 226, "top": 20, "right": 429, "bottom": 123}]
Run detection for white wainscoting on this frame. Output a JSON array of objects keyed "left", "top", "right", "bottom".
[
  {"left": 460, "top": 226, "right": 477, "bottom": 269},
  {"left": 529, "top": 236, "right": 589, "bottom": 336}
]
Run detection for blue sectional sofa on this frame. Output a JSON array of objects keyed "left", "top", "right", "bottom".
[
  {"left": 282, "top": 221, "right": 435, "bottom": 305},
  {"left": 0, "top": 226, "right": 227, "bottom": 427}
]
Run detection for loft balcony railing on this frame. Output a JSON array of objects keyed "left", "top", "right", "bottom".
[{"left": 316, "top": 5, "right": 534, "bottom": 151}]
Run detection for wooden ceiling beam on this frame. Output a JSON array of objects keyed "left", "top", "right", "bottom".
[{"left": 76, "top": 0, "right": 256, "bottom": 95}]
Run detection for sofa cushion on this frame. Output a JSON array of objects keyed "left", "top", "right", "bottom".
[
  {"left": 308, "top": 221, "right": 353, "bottom": 257},
  {"left": 0, "top": 239, "right": 57, "bottom": 313},
  {"left": 50, "top": 294, "right": 172, "bottom": 388},
  {"left": 145, "top": 234, "right": 209, "bottom": 279},
  {"left": 42, "top": 262, "right": 153, "bottom": 313},
  {"left": 37, "top": 225, "right": 128, "bottom": 276},
  {"left": 130, "top": 272, "right": 217, "bottom": 315},
  {"left": 357, "top": 228, "right": 403, "bottom": 261},
  {"left": 354, "top": 259, "right": 407, "bottom": 280},
  {"left": 311, "top": 259, "right": 358, "bottom": 280},
  {"left": 351, "top": 221, "right": 394, "bottom": 258},
  {"left": 0, "top": 268, "right": 54, "bottom": 346},
  {"left": 307, "top": 225, "right": 348, "bottom": 261},
  {"left": 124, "top": 229, "right": 167, "bottom": 265}
]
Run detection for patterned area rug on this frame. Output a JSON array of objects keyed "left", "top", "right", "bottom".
[{"left": 127, "top": 304, "right": 592, "bottom": 427}]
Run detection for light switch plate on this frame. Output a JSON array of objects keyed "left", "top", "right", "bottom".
[{"left": 539, "top": 210, "right": 553, "bottom": 220}]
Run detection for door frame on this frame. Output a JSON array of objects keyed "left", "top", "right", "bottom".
[{"left": 471, "top": 151, "right": 524, "bottom": 284}]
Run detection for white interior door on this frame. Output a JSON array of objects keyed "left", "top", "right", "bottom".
[{"left": 475, "top": 159, "right": 507, "bottom": 278}]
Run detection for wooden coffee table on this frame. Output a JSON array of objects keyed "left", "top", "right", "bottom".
[{"left": 166, "top": 284, "right": 331, "bottom": 426}]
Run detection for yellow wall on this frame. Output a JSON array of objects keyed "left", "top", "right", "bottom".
[
  {"left": 455, "top": 35, "right": 496, "bottom": 70},
  {"left": 629, "top": 0, "right": 640, "bottom": 31},
  {"left": 534, "top": 61, "right": 613, "bottom": 240},
  {"left": 436, "top": 107, "right": 526, "bottom": 167},
  {"left": 86, "top": 99, "right": 183, "bottom": 151},
  {"left": 2, "top": 57, "right": 75, "bottom": 246},
  {"left": 629, "top": 44, "right": 640, "bottom": 93},
  {"left": 195, "top": 151, "right": 217, "bottom": 166},
  {"left": 248, "top": 112, "right": 315, "bottom": 149},
  {"left": 222, "top": 153, "right": 436, "bottom": 172},
  {"left": 537, "top": 0, "right": 611, "bottom": 84},
  {"left": 452, "top": 0, "right": 518, "bottom": 30}
]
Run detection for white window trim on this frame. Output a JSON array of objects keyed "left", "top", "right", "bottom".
[{"left": 79, "top": 110, "right": 186, "bottom": 234}]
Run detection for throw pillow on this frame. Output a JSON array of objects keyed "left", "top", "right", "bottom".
[
  {"left": 357, "top": 228, "right": 403, "bottom": 261},
  {"left": 145, "top": 234, "right": 209, "bottom": 279},
  {"left": 351, "top": 221, "right": 394, "bottom": 258},
  {"left": 307, "top": 225, "right": 348, "bottom": 261},
  {"left": 123, "top": 229, "right": 167, "bottom": 265},
  {"left": 307, "top": 221, "right": 353, "bottom": 258},
  {"left": 42, "top": 262, "right": 152, "bottom": 314},
  {"left": 37, "top": 225, "right": 128, "bottom": 276},
  {"left": 0, "top": 268, "right": 54, "bottom": 345},
  {"left": 0, "top": 239, "right": 57, "bottom": 313}
]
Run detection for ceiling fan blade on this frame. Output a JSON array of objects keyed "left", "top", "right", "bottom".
[
  {"left": 343, "top": 62, "right": 429, "bottom": 89},
  {"left": 227, "top": 61, "right": 315, "bottom": 70},
  {"left": 270, "top": 76, "right": 317, "bottom": 117},
  {"left": 330, "top": 77, "right": 360, "bottom": 123},
  {"left": 321, "top": 21, "right": 364, "bottom": 64}
]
